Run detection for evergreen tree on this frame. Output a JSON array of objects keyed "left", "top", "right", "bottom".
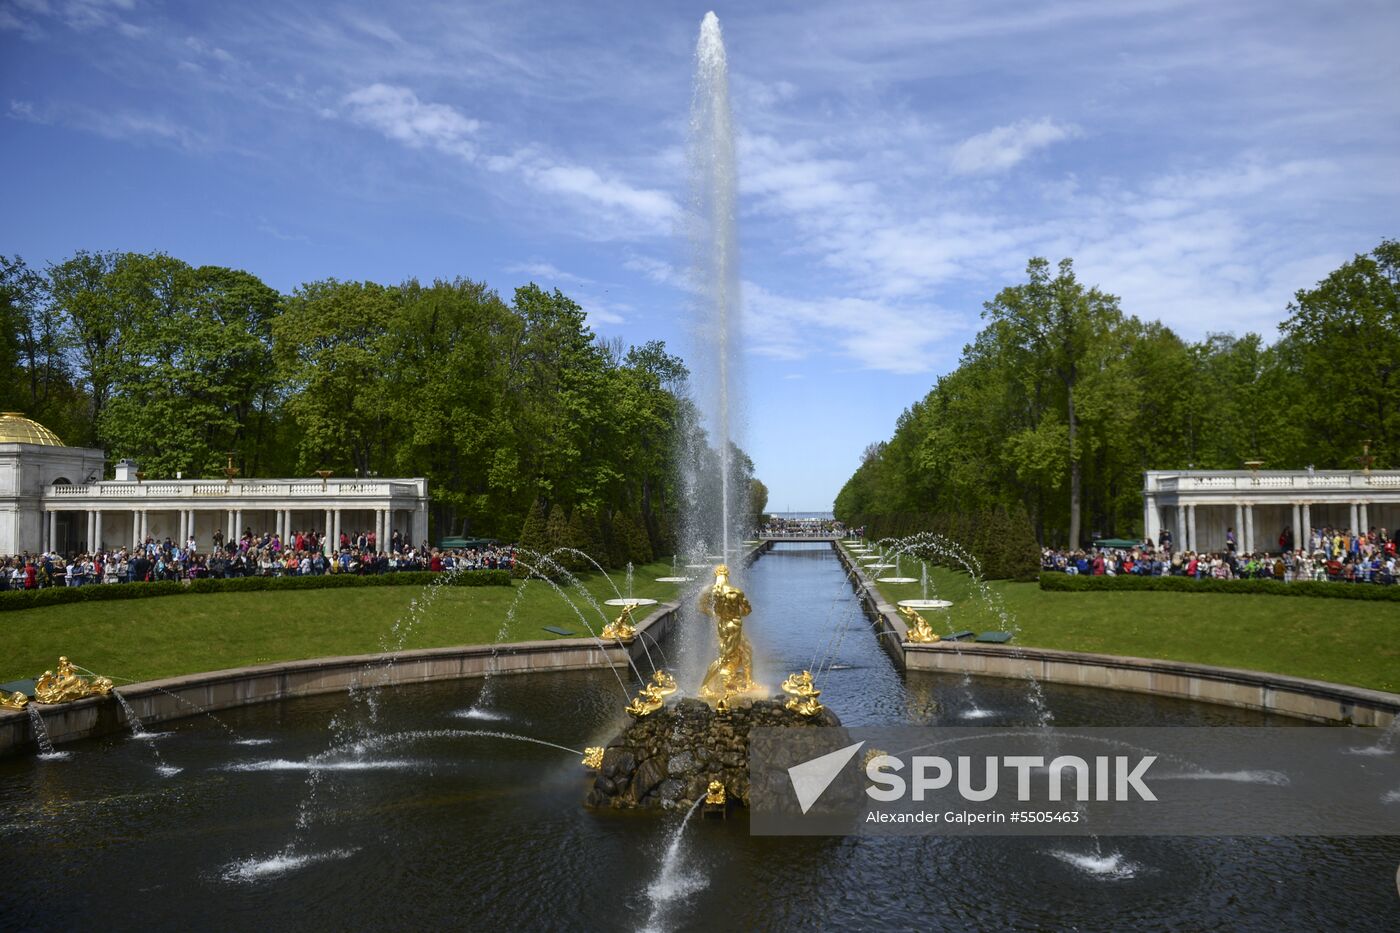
[
  {"left": 606, "top": 510, "right": 629, "bottom": 569},
  {"left": 626, "top": 511, "right": 653, "bottom": 565},
  {"left": 562, "top": 507, "right": 590, "bottom": 571},
  {"left": 544, "top": 503, "right": 569, "bottom": 556},
  {"left": 518, "top": 497, "right": 549, "bottom": 555}
]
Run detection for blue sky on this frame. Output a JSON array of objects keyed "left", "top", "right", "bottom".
[{"left": 4, "top": 1, "right": 1398, "bottom": 511}]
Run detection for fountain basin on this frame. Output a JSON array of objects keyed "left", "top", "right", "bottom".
[
  {"left": 586, "top": 696, "right": 840, "bottom": 810},
  {"left": 897, "top": 599, "right": 954, "bottom": 610}
]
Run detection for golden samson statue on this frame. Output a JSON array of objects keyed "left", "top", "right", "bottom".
[
  {"left": 697, "top": 564, "right": 759, "bottom": 702},
  {"left": 34, "top": 657, "right": 113, "bottom": 704}
]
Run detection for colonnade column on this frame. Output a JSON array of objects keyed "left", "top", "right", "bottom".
[
  {"left": 226, "top": 509, "right": 235, "bottom": 543},
  {"left": 1175, "top": 505, "right": 1186, "bottom": 550},
  {"left": 1234, "top": 503, "right": 1244, "bottom": 550},
  {"left": 94, "top": 510, "right": 103, "bottom": 551},
  {"left": 1349, "top": 503, "right": 1359, "bottom": 534},
  {"left": 85, "top": 510, "right": 94, "bottom": 551},
  {"left": 48, "top": 509, "right": 57, "bottom": 553},
  {"left": 234, "top": 509, "right": 244, "bottom": 541},
  {"left": 333, "top": 509, "right": 342, "bottom": 549},
  {"left": 1359, "top": 503, "right": 1370, "bottom": 535},
  {"left": 1244, "top": 505, "right": 1255, "bottom": 554},
  {"left": 323, "top": 509, "right": 332, "bottom": 551},
  {"left": 1292, "top": 504, "right": 1301, "bottom": 549},
  {"left": 1187, "top": 505, "right": 1198, "bottom": 552},
  {"left": 1301, "top": 503, "right": 1312, "bottom": 546}
]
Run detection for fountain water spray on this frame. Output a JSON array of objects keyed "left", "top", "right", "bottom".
[{"left": 681, "top": 11, "right": 744, "bottom": 564}]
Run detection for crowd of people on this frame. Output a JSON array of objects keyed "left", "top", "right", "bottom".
[
  {"left": 0, "top": 528, "right": 517, "bottom": 590},
  {"left": 1042, "top": 525, "right": 1398, "bottom": 585},
  {"left": 757, "top": 516, "right": 847, "bottom": 537}
]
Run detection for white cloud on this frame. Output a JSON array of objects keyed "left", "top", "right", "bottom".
[
  {"left": 949, "top": 118, "right": 1078, "bottom": 175},
  {"left": 743, "top": 281, "right": 964, "bottom": 375},
  {"left": 503, "top": 260, "right": 591, "bottom": 285},
  {"left": 521, "top": 163, "right": 677, "bottom": 227},
  {"left": 342, "top": 83, "right": 479, "bottom": 159}
]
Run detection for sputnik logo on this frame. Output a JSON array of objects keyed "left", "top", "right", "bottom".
[{"left": 788, "top": 741, "right": 865, "bottom": 814}]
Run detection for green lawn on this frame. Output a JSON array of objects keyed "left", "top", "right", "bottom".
[
  {"left": 850, "top": 546, "right": 1400, "bottom": 694},
  {"left": 0, "top": 560, "right": 682, "bottom": 685}
]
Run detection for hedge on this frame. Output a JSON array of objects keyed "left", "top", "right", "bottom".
[
  {"left": 845, "top": 505, "right": 1041, "bottom": 582},
  {"left": 1038, "top": 571, "right": 1400, "bottom": 602},
  {"left": 0, "top": 569, "right": 512, "bottom": 613}
]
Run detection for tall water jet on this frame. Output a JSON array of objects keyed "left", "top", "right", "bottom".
[{"left": 683, "top": 11, "right": 743, "bottom": 561}]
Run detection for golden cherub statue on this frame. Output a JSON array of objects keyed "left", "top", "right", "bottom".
[
  {"left": 781, "top": 668, "right": 824, "bottom": 716},
  {"left": 650, "top": 670, "right": 678, "bottom": 696},
  {"left": 33, "top": 656, "right": 113, "bottom": 704},
  {"left": 705, "top": 780, "right": 726, "bottom": 806},
  {"left": 898, "top": 606, "right": 941, "bottom": 643},
  {"left": 697, "top": 564, "right": 758, "bottom": 703},
  {"left": 624, "top": 682, "right": 666, "bottom": 717},
  {"left": 582, "top": 746, "right": 604, "bottom": 769},
  {"left": 601, "top": 604, "right": 637, "bottom": 643},
  {"left": 0, "top": 690, "right": 28, "bottom": 711}
]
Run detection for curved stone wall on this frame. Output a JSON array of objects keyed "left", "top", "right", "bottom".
[{"left": 834, "top": 542, "right": 1399, "bottom": 727}]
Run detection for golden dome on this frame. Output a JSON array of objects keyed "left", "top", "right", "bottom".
[{"left": 0, "top": 412, "right": 64, "bottom": 446}]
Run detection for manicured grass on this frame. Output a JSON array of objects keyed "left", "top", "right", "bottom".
[
  {"left": 849, "top": 545, "right": 1400, "bottom": 694},
  {"left": 0, "top": 561, "right": 682, "bottom": 685}
]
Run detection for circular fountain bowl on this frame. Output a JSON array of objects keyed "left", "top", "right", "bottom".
[
  {"left": 876, "top": 577, "right": 919, "bottom": 584},
  {"left": 897, "top": 599, "right": 953, "bottom": 610},
  {"left": 684, "top": 564, "right": 712, "bottom": 570},
  {"left": 858, "top": 556, "right": 884, "bottom": 562},
  {"left": 602, "top": 598, "right": 659, "bottom": 608},
  {"left": 654, "top": 577, "right": 693, "bottom": 583},
  {"left": 864, "top": 563, "right": 896, "bottom": 570}
]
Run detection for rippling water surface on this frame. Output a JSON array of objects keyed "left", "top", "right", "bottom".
[{"left": 1, "top": 542, "right": 1396, "bottom": 931}]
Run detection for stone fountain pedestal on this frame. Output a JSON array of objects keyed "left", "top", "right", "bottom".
[{"left": 586, "top": 696, "right": 841, "bottom": 810}]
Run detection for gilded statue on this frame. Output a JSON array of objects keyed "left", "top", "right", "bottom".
[
  {"left": 781, "top": 668, "right": 823, "bottom": 716},
  {"left": 649, "top": 670, "right": 678, "bottom": 696},
  {"left": 33, "top": 657, "right": 113, "bottom": 704},
  {"left": 581, "top": 747, "right": 604, "bottom": 769},
  {"left": 0, "top": 690, "right": 28, "bottom": 711},
  {"left": 705, "top": 780, "right": 726, "bottom": 806},
  {"left": 697, "top": 564, "right": 758, "bottom": 703},
  {"left": 601, "top": 604, "right": 637, "bottom": 643},
  {"left": 625, "top": 683, "right": 666, "bottom": 717},
  {"left": 898, "top": 606, "right": 941, "bottom": 644}
]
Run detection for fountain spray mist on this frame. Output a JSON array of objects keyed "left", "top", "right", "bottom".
[{"left": 685, "top": 11, "right": 743, "bottom": 560}]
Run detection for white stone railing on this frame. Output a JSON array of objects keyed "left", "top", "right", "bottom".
[
  {"left": 1152, "top": 472, "right": 1400, "bottom": 493},
  {"left": 42, "top": 480, "right": 423, "bottom": 500}
]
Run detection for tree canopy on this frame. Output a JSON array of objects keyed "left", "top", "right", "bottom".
[
  {"left": 836, "top": 240, "right": 1398, "bottom": 547},
  {"left": 0, "top": 250, "right": 757, "bottom": 560}
]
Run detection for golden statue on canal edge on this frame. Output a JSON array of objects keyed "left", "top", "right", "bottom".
[
  {"left": 34, "top": 657, "right": 113, "bottom": 704},
  {"left": 898, "top": 605, "right": 941, "bottom": 644},
  {"left": 697, "top": 564, "right": 759, "bottom": 703},
  {"left": 601, "top": 604, "right": 637, "bottom": 643}
]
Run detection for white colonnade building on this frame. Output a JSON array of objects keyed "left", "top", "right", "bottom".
[
  {"left": 1143, "top": 469, "right": 1400, "bottom": 554},
  {"left": 0, "top": 412, "right": 428, "bottom": 555}
]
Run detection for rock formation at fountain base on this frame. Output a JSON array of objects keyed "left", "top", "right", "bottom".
[{"left": 586, "top": 697, "right": 841, "bottom": 810}]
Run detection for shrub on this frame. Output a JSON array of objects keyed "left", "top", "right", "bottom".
[
  {"left": 1038, "top": 572, "right": 1400, "bottom": 602},
  {"left": 0, "top": 569, "right": 511, "bottom": 613}
]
